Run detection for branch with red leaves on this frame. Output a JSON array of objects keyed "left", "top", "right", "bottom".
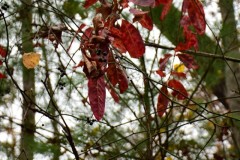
[{"left": 78, "top": 0, "right": 208, "bottom": 119}]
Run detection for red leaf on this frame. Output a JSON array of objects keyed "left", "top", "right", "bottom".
[
  {"left": 155, "top": 0, "right": 168, "bottom": 6},
  {"left": 168, "top": 79, "right": 188, "bottom": 100},
  {"left": 159, "top": 53, "right": 172, "bottom": 70},
  {"left": 81, "top": 27, "right": 94, "bottom": 42},
  {"left": 0, "top": 45, "right": 7, "bottom": 57},
  {"left": 156, "top": 70, "right": 166, "bottom": 77},
  {"left": 73, "top": 60, "right": 84, "bottom": 69},
  {"left": 88, "top": 76, "right": 106, "bottom": 121},
  {"left": 0, "top": 72, "right": 7, "bottom": 79},
  {"left": 177, "top": 53, "right": 199, "bottom": 69},
  {"left": 157, "top": 85, "right": 169, "bottom": 117},
  {"left": 120, "top": 20, "right": 145, "bottom": 58},
  {"left": 175, "top": 23, "right": 198, "bottom": 51},
  {"left": 129, "top": 0, "right": 154, "bottom": 6},
  {"left": 111, "top": 37, "right": 127, "bottom": 53},
  {"left": 129, "top": 8, "right": 149, "bottom": 15},
  {"left": 171, "top": 71, "right": 186, "bottom": 78},
  {"left": 133, "top": 15, "right": 153, "bottom": 31},
  {"left": 160, "top": 0, "right": 172, "bottom": 20},
  {"left": 182, "top": 0, "right": 206, "bottom": 35},
  {"left": 83, "top": 0, "right": 98, "bottom": 8},
  {"left": 130, "top": 8, "right": 153, "bottom": 30},
  {"left": 106, "top": 83, "right": 119, "bottom": 103},
  {"left": 120, "top": 0, "right": 129, "bottom": 8},
  {"left": 107, "top": 52, "right": 128, "bottom": 93}
]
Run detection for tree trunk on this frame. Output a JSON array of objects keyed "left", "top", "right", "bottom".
[
  {"left": 19, "top": 0, "right": 36, "bottom": 159},
  {"left": 219, "top": 0, "right": 240, "bottom": 155}
]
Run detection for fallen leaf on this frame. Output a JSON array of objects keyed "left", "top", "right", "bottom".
[{"left": 22, "top": 52, "right": 41, "bottom": 69}]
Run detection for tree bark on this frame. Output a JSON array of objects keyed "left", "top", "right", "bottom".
[
  {"left": 19, "top": 0, "right": 36, "bottom": 159},
  {"left": 219, "top": 0, "right": 240, "bottom": 155}
]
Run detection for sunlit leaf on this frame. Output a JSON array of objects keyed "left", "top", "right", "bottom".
[{"left": 22, "top": 52, "right": 41, "bottom": 69}]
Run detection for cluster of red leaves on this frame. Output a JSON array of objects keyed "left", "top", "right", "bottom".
[
  {"left": 156, "top": 0, "right": 205, "bottom": 117},
  {"left": 80, "top": 0, "right": 149, "bottom": 120},
  {"left": 156, "top": 52, "right": 200, "bottom": 117},
  {"left": 175, "top": 0, "right": 206, "bottom": 51},
  {"left": 0, "top": 46, "right": 7, "bottom": 79},
  {"left": 81, "top": 0, "right": 206, "bottom": 119}
]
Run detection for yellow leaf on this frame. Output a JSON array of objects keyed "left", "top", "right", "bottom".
[
  {"left": 22, "top": 52, "right": 41, "bottom": 69},
  {"left": 165, "top": 156, "right": 173, "bottom": 160},
  {"left": 173, "top": 64, "right": 185, "bottom": 72}
]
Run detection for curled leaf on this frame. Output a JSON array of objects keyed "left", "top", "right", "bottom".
[{"left": 22, "top": 52, "right": 41, "bottom": 69}]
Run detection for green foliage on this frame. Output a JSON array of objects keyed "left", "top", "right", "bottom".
[{"left": 63, "top": 0, "right": 88, "bottom": 18}]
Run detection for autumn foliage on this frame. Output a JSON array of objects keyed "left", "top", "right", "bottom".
[{"left": 74, "top": 0, "right": 206, "bottom": 120}]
